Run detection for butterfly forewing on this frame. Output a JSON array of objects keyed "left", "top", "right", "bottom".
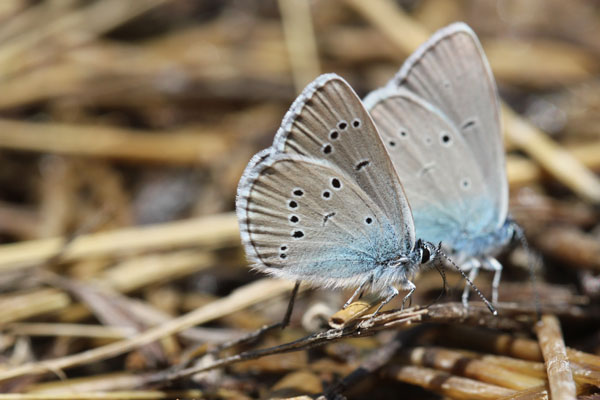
[
  {"left": 236, "top": 152, "right": 408, "bottom": 287},
  {"left": 272, "top": 74, "right": 415, "bottom": 248},
  {"left": 391, "top": 22, "right": 507, "bottom": 229}
]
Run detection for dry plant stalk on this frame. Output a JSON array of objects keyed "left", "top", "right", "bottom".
[
  {"left": 386, "top": 364, "right": 516, "bottom": 399},
  {"left": 0, "top": 279, "right": 296, "bottom": 384},
  {"left": 0, "top": 212, "right": 239, "bottom": 272},
  {"left": 404, "top": 346, "right": 545, "bottom": 390},
  {"left": 0, "top": 119, "right": 231, "bottom": 165},
  {"left": 328, "top": 293, "right": 381, "bottom": 328},
  {"left": 535, "top": 315, "right": 577, "bottom": 400},
  {"left": 278, "top": 0, "right": 321, "bottom": 92}
]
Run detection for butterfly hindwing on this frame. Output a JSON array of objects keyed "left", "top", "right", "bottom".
[{"left": 236, "top": 151, "right": 409, "bottom": 288}]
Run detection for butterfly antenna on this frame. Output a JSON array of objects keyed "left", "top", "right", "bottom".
[
  {"left": 512, "top": 222, "right": 542, "bottom": 321},
  {"left": 432, "top": 243, "right": 447, "bottom": 302},
  {"left": 438, "top": 249, "right": 497, "bottom": 315}
]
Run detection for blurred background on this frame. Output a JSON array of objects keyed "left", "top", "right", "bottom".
[{"left": 0, "top": 0, "right": 599, "bottom": 398}]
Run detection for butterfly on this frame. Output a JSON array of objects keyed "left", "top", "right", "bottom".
[
  {"left": 363, "top": 22, "right": 515, "bottom": 306},
  {"left": 236, "top": 73, "right": 442, "bottom": 317}
]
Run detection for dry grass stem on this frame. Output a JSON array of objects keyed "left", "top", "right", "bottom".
[
  {"left": 0, "top": 279, "right": 295, "bottom": 384},
  {"left": 535, "top": 315, "right": 577, "bottom": 400},
  {"left": 278, "top": 0, "right": 321, "bottom": 92},
  {"left": 328, "top": 293, "right": 381, "bottom": 328},
  {"left": 0, "top": 213, "right": 238, "bottom": 272}
]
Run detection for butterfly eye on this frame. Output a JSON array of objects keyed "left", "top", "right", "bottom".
[{"left": 421, "top": 246, "right": 431, "bottom": 263}]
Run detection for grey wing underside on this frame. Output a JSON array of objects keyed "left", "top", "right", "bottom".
[
  {"left": 236, "top": 152, "right": 407, "bottom": 289},
  {"left": 365, "top": 88, "right": 494, "bottom": 246},
  {"left": 386, "top": 22, "right": 508, "bottom": 229}
]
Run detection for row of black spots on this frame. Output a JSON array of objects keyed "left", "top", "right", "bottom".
[
  {"left": 387, "top": 130, "right": 451, "bottom": 148},
  {"left": 327, "top": 118, "right": 363, "bottom": 142},
  {"left": 364, "top": 217, "right": 373, "bottom": 225},
  {"left": 388, "top": 128, "right": 408, "bottom": 148},
  {"left": 279, "top": 244, "right": 288, "bottom": 260},
  {"left": 286, "top": 198, "right": 301, "bottom": 242},
  {"left": 322, "top": 119, "right": 349, "bottom": 155}
]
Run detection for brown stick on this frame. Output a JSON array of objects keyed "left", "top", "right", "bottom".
[
  {"left": 535, "top": 315, "right": 576, "bottom": 400},
  {"left": 385, "top": 365, "right": 516, "bottom": 399}
]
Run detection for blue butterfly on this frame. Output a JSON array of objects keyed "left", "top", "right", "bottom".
[{"left": 364, "top": 22, "right": 515, "bottom": 306}]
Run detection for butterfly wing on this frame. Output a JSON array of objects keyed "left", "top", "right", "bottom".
[
  {"left": 364, "top": 87, "right": 494, "bottom": 247},
  {"left": 389, "top": 22, "right": 508, "bottom": 230},
  {"left": 272, "top": 73, "right": 415, "bottom": 251},
  {"left": 236, "top": 151, "right": 409, "bottom": 288}
]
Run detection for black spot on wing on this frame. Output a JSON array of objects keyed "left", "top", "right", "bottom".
[
  {"left": 355, "top": 160, "right": 370, "bottom": 171},
  {"left": 323, "top": 212, "right": 336, "bottom": 226}
]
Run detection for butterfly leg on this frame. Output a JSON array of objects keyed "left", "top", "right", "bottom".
[
  {"left": 371, "top": 285, "right": 399, "bottom": 317},
  {"left": 482, "top": 257, "right": 503, "bottom": 305},
  {"left": 461, "top": 258, "right": 481, "bottom": 308},
  {"left": 343, "top": 275, "right": 373, "bottom": 309},
  {"left": 401, "top": 281, "right": 416, "bottom": 310},
  {"left": 207, "top": 280, "right": 300, "bottom": 355}
]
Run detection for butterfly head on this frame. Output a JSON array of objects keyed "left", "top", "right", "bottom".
[{"left": 415, "top": 239, "right": 438, "bottom": 265}]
